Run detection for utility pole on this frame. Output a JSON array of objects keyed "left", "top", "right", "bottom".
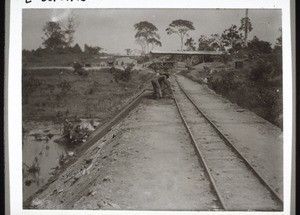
[{"left": 245, "top": 9, "right": 249, "bottom": 47}]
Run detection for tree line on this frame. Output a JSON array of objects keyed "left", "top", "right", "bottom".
[
  {"left": 133, "top": 16, "right": 282, "bottom": 55},
  {"left": 25, "top": 14, "right": 103, "bottom": 55},
  {"left": 25, "top": 13, "right": 282, "bottom": 56}
]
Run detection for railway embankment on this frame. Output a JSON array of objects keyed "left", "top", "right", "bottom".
[{"left": 26, "top": 75, "right": 282, "bottom": 211}]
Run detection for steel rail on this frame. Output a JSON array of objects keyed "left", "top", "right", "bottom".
[
  {"left": 171, "top": 86, "right": 228, "bottom": 211},
  {"left": 175, "top": 77, "right": 283, "bottom": 207}
]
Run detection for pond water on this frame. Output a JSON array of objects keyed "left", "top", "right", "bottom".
[{"left": 22, "top": 126, "right": 67, "bottom": 200}]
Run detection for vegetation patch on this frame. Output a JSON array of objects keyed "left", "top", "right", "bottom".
[
  {"left": 23, "top": 68, "right": 152, "bottom": 123},
  {"left": 180, "top": 52, "right": 282, "bottom": 129}
]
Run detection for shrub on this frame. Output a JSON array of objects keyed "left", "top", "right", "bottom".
[
  {"left": 248, "top": 36, "right": 272, "bottom": 54},
  {"left": 110, "top": 64, "right": 134, "bottom": 82},
  {"left": 248, "top": 62, "right": 273, "bottom": 83},
  {"left": 137, "top": 55, "right": 150, "bottom": 64},
  {"left": 208, "top": 70, "right": 240, "bottom": 95}
]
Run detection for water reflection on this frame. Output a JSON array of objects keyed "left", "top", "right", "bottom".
[{"left": 22, "top": 127, "right": 67, "bottom": 200}]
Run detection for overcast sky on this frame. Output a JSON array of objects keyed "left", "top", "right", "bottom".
[{"left": 23, "top": 9, "right": 281, "bottom": 54}]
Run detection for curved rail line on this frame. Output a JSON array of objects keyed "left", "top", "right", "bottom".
[{"left": 172, "top": 76, "right": 283, "bottom": 210}]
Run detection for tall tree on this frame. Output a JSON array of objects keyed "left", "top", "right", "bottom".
[
  {"left": 198, "top": 35, "right": 214, "bottom": 51},
  {"left": 134, "top": 21, "right": 161, "bottom": 54},
  {"left": 184, "top": 37, "right": 196, "bottom": 51},
  {"left": 221, "top": 24, "right": 243, "bottom": 50},
  {"left": 135, "top": 37, "right": 147, "bottom": 54},
  {"left": 239, "top": 9, "right": 253, "bottom": 47},
  {"left": 209, "top": 34, "right": 225, "bottom": 51},
  {"left": 166, "top": 19, "right": 195, "bottom": 51},
  {"left": 42, "top": 21, "right": 66, "bottom": 50},
  {"left": 248, "top": 36, "right": 272, "bottom": 53},
  {"left": 71, "top": 43, "right": 82, "bottom": 53},
  {"left": 148, "top": 38, "right": 162, "bottom": 51},
  {"left": 84, "top": 44, "right": 103, "bottom": 54},
  {"left": 61, "top": 14, "right": 79, "bottom": 47},
  {"left": 274, "top": 28, "right": 282, "bottom": 52}
]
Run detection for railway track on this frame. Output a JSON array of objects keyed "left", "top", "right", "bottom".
[
  {"left": 172, "top": 76, "right": 283, "bottom": 211},
  {"left": 28, "top": 74, "right": 283, "bottom": 211}
]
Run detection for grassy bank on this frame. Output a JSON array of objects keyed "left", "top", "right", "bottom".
[
  {"left": 179, "top": 55, "right": 282, "bottom": 129},
  {"left": 23, "top": 68, "right": 153, "bottom": 124}
]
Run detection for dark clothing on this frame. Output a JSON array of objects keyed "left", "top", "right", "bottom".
[
  {"left": 151, "top": 79, "right": 162, "bottom": 99},
  {"left": 151, "top": 75, "right": 171, "bottom": 99},
  {"left": 157, "top": 75, "right": 168, "bottom": 87}
]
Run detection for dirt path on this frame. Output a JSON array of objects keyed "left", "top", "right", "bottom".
[
  {"left": 30, "top": 98, "right": 219, "bottom": 210},
  {"left": 172, "top": 79, "right": 281, "bottom": 210},
  {"left": 175, "top": 75, "right": 283, "bottom": 199},
  {"left": 29, "top": 74, "right": 283, "bottom": 210}
]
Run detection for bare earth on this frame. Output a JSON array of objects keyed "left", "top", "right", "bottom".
[
  {"left": 175, "top": 75, "right": 283, "bottom": 199},
  {"left": 29, "top": 75, "right": 283, "bottom": 210},
  {"left": 31, "top": 99, "right": 220, "bottom": 210}
]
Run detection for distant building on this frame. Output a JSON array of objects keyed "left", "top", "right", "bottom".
[
  {"left": 89, "top": 55, "right": 113, "bottom": 67},
  {"left": 114, "top": 57, "right": 137, "bottom": 67},
  {"left": 108, "top": 60, "right": 114, "bottom": 67},
  {"left": 99, "top": 61, "right": 108, "bottom": 67}
]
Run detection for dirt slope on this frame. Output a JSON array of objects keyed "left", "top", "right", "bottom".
[{"left": 30, "top": 98, "right": 219, "bottom": 210}]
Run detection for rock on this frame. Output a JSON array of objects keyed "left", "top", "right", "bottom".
[
  {"left": 74, "top": 172, "right": 82, "bottom": 180},
  {"left": 25, "top": 179, "right": 32, "bottom": 186},
  {"left": 86, "top": 164, "right": 93, "bottom": 175},
  {"left": 31, "top": 199, "right": 42, "bottom": 207},
  {"left": 50, "top": 188, "right": 58, "bottom": 196},
  {"left": 79, "top": 122, "right": 95, "bottom": 131},
  {"left": 97, "top": 199, "right": 107, "bottom": 209},
  {"left": 97, "top": 142, "right": 105, "bottom": 149},
  {"left": 91, "top": 120, "right": 100, "bottom": 128},
  {"left": 34, "top": 133, "right": 49, "bottom": 141},
  {"left": 103, "top": 176, "right": 112, "bottom": 182},
  {"left": 108, "top": 202, "right": 121, "bottom": 209},
  {"left": 112, "top": 142, "right": 120, "bottom": 148},
  {"left": 85, "top": 158, "right": 92, "bottom": 164},
  {"left": 68, "top": 151, "right": 74, "bottom": 157},
  {"left": 87, "top": 189, "right": 97, "bottom": 196}
]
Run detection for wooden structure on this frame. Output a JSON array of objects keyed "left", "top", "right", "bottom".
[
  {"left": 150, "top": 50, "right": 226, "bottom": 56},
  {"left": 150, "top": 50, "right": 229, "bottom": 66}
]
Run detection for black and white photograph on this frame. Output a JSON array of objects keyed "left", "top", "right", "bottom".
[{"left": 6, "top": 0, "right": 294, "bottom": 214}]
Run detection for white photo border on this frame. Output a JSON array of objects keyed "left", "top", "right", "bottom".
[{"left": 7, "top": 0, "right": 293, "bottom": 214}]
